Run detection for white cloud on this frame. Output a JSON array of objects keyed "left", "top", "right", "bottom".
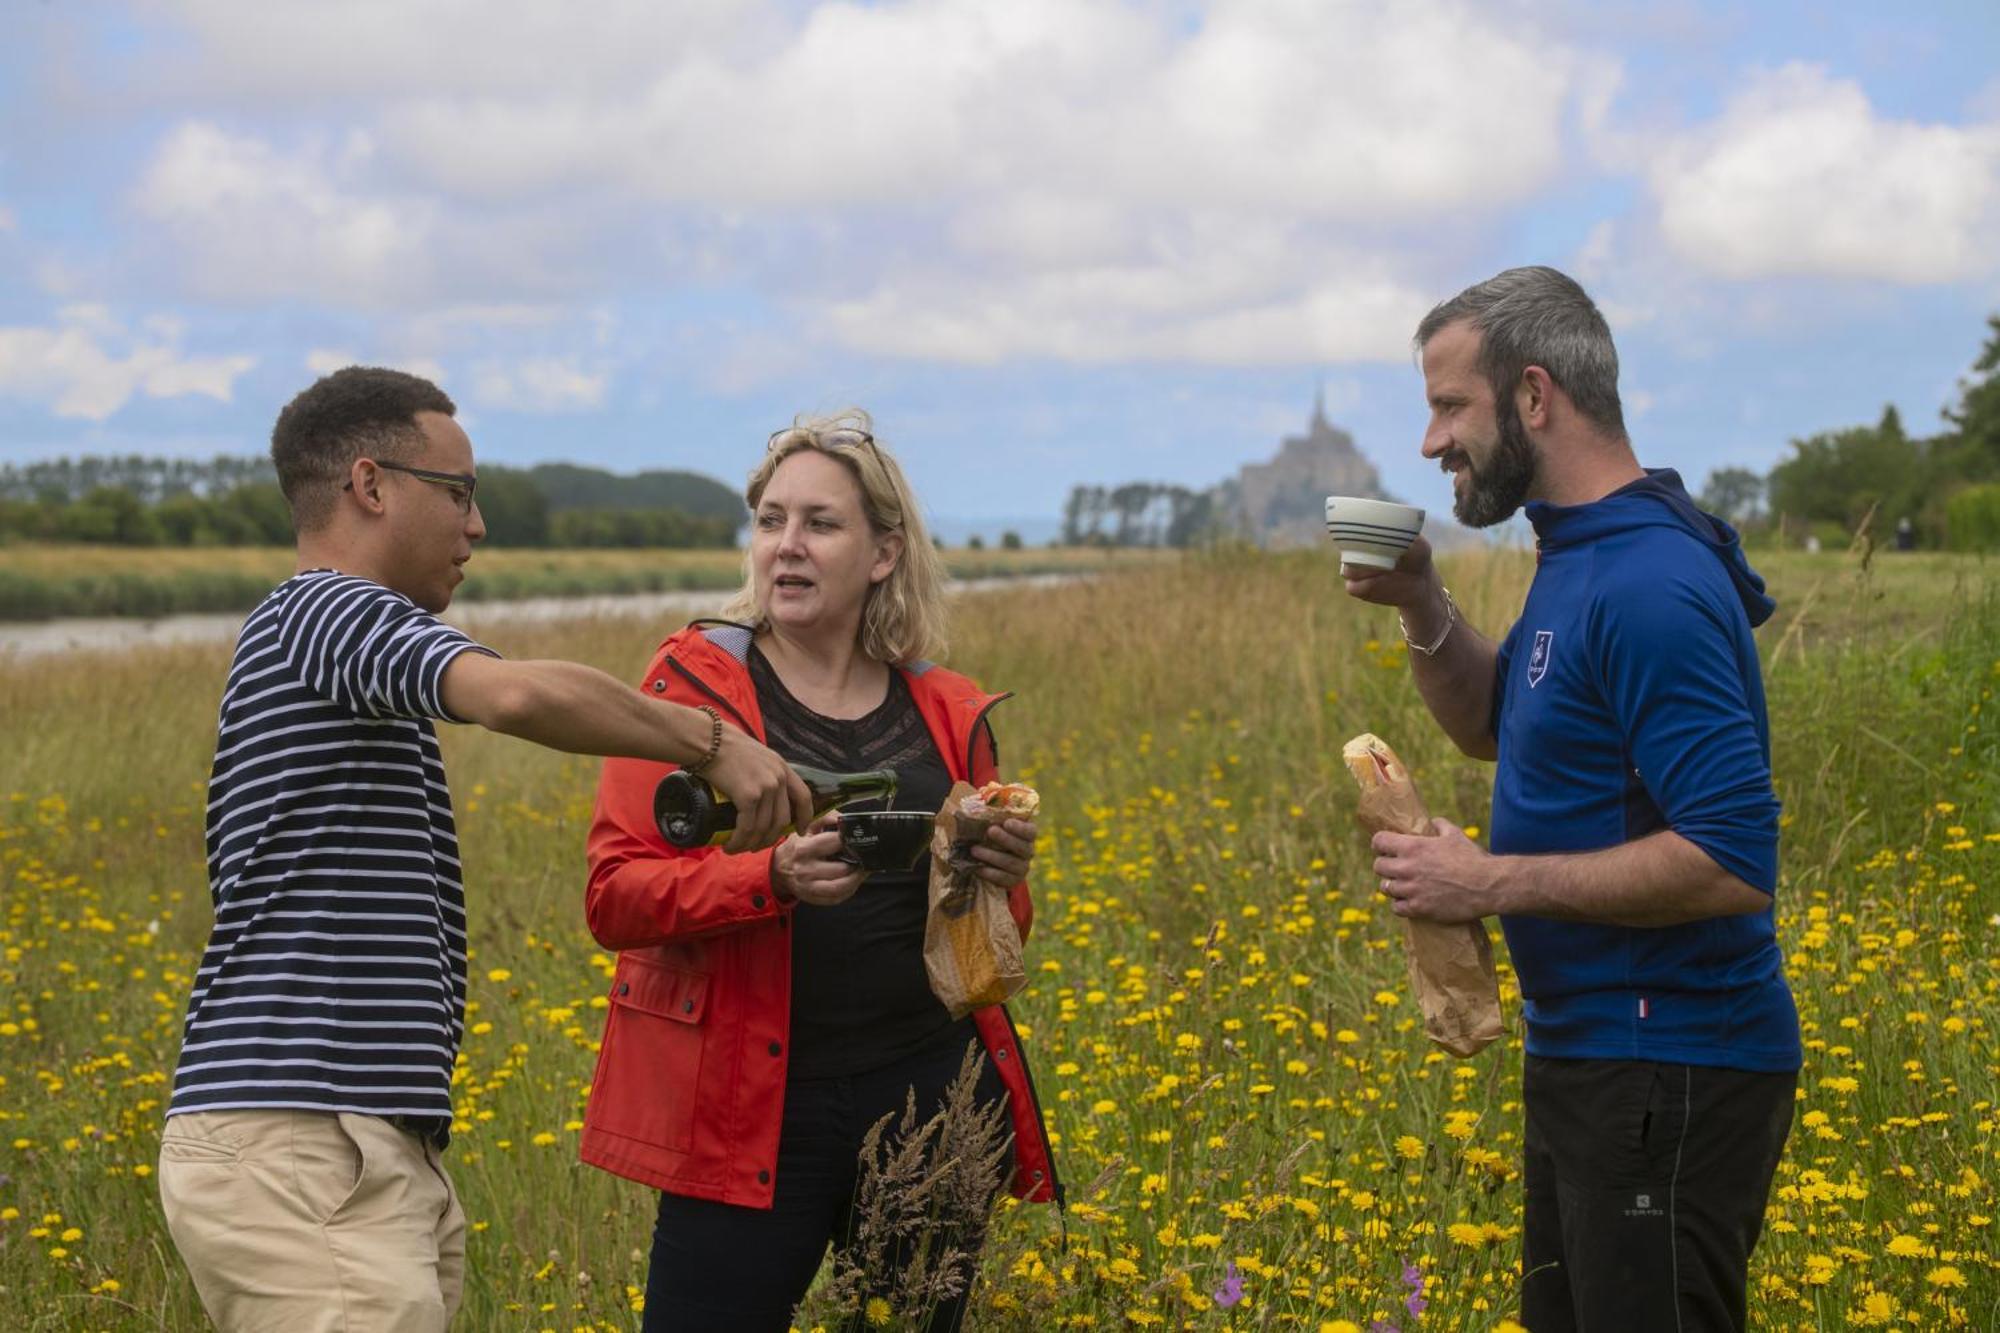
[
  {"left": 133, "top": 122, "right": 437, "bottom": 306},
  {"left": 304, "top": 349, "right": 447, "bottom": 384},
  {"left": 467, "top": 357, "right": 608, "bottom": 413},
  {"left": 359, "top": 0, "right": 1595, "bottom": 220},
  {"left": 304, "top": 349, "right": 353, "bottom": 377},
  {"left": 0, "top": 306, "right": 255, "bottom": 421},
  {"left": 130, "top": 0, "right": 1615, "bottom": 366},
  {"left": 822, "top": 253, "right": 1431, "bottom": 367},
  {"left": 1648, "top": 63, "right": 2000, "bottom": 283}
]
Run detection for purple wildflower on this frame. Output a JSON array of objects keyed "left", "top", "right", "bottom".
[
  {"left": 1212, "top": 1261, "right": 1244, "bottom": 1308},
  {"left": 1401, "top": 1259, "right": 1428, "bottom": 1317}
]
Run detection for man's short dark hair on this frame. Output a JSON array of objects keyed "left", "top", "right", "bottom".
[
  {"left": 272, "top": 366, "right": 456, "bottom": 531},
  {"left": 1414, "top": 266, "right": 1626, "bottom": 439}
]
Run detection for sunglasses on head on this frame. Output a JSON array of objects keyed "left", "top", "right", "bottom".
[{"left": 766, "top": 426, "right": 876, "bottom": 454}]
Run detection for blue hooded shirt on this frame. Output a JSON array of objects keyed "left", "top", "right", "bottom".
[{"left": 1490, "top": 468, "right": 1800, "bottom": 1072}]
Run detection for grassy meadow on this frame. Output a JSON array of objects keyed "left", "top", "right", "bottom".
[{"left": 0, "top": 546, "right": 1994, "bottom": 1330}]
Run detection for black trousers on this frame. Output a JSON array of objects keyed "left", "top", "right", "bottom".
[
  {"left": 1520, "top": 1055, "right": 1796, "bottom": 1332},
  {"left": 643, "top": 1028, "right": 1008, "bottom": 1333}
]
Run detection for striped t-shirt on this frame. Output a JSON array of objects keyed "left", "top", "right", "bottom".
[{"left": 167, "top": 570, "right": 495, "bottom": 1121}]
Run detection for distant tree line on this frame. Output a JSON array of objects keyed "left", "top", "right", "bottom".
[
  {"left": 0, "top": 456, "right": 746, "bottom": 549},
  {"left": 1059, "top": 483, "right": 1217, "bottom": 547},
  {"left": 1699, "top": 312, "right": 2000, "bottom": 550}
]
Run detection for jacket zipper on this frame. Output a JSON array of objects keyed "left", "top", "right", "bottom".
[
  {"left": 964, "top": 691, "right": 1014, "bottom": 779},
  {"left": 1001, "top": 1005, "right": 1067, "bottom": 1211},
  {"left": 962, "top": 691, "right": 1064, "bottom": 1212},
  {"left": 666, "top": 656, "right": 755, "bottom": 736}
]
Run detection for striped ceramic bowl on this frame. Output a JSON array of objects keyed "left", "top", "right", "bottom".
[{"left": 1325, "top": 496, "right": 1424, "bottom": 570}]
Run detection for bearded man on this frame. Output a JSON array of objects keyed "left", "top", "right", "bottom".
[{"left": 1343, "top": 266, "right": 1799, "bottom": 1331}]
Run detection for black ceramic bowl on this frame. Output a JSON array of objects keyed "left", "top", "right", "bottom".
[{"left": 837, "top": 811, "right": 935, "bottom": 872}]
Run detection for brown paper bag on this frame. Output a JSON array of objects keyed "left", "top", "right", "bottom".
[
  {"left": 1343, "top": 733, "right": 1504, "bottom": 1058},
  {"left": 923, "top": 781, "right": 1028, "bottom": 1019}
]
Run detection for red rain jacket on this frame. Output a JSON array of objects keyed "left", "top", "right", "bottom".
[{"left": 578, "top": 622, "right": 1062, "bottom": 1210}]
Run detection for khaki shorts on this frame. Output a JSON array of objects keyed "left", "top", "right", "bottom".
[{"left": 159, "top": 1109, "right": 466, "bottom": 1332}]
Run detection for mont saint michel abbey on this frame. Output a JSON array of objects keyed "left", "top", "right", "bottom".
[{"left": 1216, "top": 390, "right": 1395, "bottom": 548}]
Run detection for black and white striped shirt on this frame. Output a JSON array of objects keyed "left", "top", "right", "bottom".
[{"left": 168, "top": 570, "right": 495, "bottom": 1121}]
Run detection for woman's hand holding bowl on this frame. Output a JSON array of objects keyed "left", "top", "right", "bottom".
[{"left": 773, "top": 814, "right": 867, "bottom": 906}]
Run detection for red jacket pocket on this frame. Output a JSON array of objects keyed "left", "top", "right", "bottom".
[{"left": 591, "top": 957, "right": 709, "bottom": 1154}]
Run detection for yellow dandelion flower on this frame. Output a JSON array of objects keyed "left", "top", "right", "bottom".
[
  {"left": 1394, "top": 1135, "right": 1424, "bottom": 1160},
  {"left": 865, "top": 1296, "right": 893, "bottom": 1326},
  {"left": 1925, "top": 1265, "right": 1965, "bottom": 1289}
]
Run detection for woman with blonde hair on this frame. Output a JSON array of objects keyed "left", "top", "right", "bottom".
[{"left": 577, "top": 411, "right": 1060, "bottom": 1330}]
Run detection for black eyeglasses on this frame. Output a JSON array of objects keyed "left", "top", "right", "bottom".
[{"left": 346, "top": 462, "right": 478, "bottom": 513}]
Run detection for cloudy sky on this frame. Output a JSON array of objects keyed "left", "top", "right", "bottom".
[{"left": 2, "top": 1, "right": 1997, "bottom": 536}]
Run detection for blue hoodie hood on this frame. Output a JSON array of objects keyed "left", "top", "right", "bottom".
[{"left": 1524, "top": 468, "right": 1776, "bottom": 628}]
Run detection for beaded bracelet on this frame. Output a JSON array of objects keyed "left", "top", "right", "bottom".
[
  {"left": 686, "top": 705, "right": 723, "bottom": 775},
  {"left": 1399, "top": 585, "right": 1458, "bottom": 657}
]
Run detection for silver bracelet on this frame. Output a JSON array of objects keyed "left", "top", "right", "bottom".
[{"left": 1400, "top": 586, "right": 1457, "bottom": 656}]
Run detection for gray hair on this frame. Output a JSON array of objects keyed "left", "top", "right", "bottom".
[{"left": 1414, "top": 266, "right": 1626, "bottom": 438}]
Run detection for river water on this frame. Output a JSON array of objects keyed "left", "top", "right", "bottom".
[{"left": 0, "top": 574, "right": 1080, "bottom": 660}]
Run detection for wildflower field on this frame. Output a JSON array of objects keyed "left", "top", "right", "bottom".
[{"left": 0, "top": 546, "right": 1994, "bottom": 1330}]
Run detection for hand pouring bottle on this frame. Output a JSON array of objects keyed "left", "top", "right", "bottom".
[{"left": 654, "top": 765, "right": 898, "bottom": 848}]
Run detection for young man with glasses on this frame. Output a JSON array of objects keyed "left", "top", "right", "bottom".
[{"left": 157, "top": 365, "right": 814, "bottom": 1332}]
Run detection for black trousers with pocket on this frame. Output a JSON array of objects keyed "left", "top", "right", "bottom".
[
  {"left": 642, "top": 1027, "right": 1008, "bottom": 1333},
  {"left": 1519, "top": 1054, "right": 1796, "bottom": 1333}
]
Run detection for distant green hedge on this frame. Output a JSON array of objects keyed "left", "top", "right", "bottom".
[
  {"left": 0, "top": 564, "right": 745, "bottom": 622},
  {"left": 1945, "top": 483, "right": 2000, "bottom": 551},
  {"left": 0, "top": 569, "right": 280, "bottom": 620}
]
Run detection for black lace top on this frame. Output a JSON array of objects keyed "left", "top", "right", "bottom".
[{"left": 749, "top": 644, "right": 968, "bottom": 1079}]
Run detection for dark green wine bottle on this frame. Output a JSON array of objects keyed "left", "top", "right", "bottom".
[{"left": 654, "top": 764, "right": 898, "bottom": 848}]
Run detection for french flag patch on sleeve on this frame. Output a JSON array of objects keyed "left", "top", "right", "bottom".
[{"left": 1638, "top": 997, "right": 1651, "bottom": 1020}]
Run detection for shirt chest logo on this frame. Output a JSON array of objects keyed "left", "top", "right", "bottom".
[{"left": 1527, "top": 630, "right": 1554, "bottom": 688}]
